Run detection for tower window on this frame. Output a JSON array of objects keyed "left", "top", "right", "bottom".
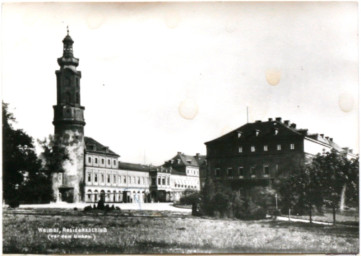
[
  {"left": 107, "top": 175, "right": 110, "bottom": 183},
  {"left": 94, "top": 174, "right": 98, "bottom": 182},
  {"left": 101, "top": 174, "right": 104, "bottom": 183},
  {"left": 65, "top": 92, "right": 71, "bottom": 104},
  {"left": 76, "top": 92, "right": 80, "bottom": 104},
  {"left": 87, "top": 173, "right": 91, "bottom": 182}
]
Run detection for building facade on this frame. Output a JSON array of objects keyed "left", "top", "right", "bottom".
[
  {"left": 149, "top": 152, "right": 205, "bottom": 202},
  {"left": 205, "top": 117, "right": 356, "bottom": 196}
]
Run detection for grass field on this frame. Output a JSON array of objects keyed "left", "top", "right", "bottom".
[{"left": 3, "top": 207, "right": 359, "bottom": 254}]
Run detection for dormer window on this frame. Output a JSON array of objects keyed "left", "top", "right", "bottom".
[
  {"left": 177, "top": 159, "right": 181, "bottom": 164},
  {"left": 237, "top": 131, "right": 242, "bottom": 138},
  {"left": 274, "top": 128, "right": 279, "bottom": 135},
  {"left": 255, "top": 129, "right": 260, "bottom": 136}
]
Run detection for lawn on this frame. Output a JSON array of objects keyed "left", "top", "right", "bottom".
[{"left": 3, "top": 207, "right": 359, "bottom": 254}]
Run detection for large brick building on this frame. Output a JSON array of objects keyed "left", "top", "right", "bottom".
[
  {"left": 51, "top": 31, "right": 203, "bottom": 203},
  {"left": 205, "top": 117, "right": 356, "bottom": 196}
]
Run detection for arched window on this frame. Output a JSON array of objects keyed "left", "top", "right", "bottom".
[
  {"left": 65, "top": 92, "right": 71, "bottom": 104},
  {"left": 87, "top": 190, "right": 92, "bottom": 200},
  {"left": 76, "top": 92, "right": 80, "bottom": 104}
]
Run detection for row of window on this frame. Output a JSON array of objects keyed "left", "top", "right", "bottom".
[
  {"left": 239, "top": 143, "right": 295, "bottom": 153},
  {"left": 87, "top": 156, "right": 117, "bottom": 168},
  {"left": 186, "top": 169, "right": 199, "bottom": 176},
  {"left": 150, "top": 176, "right": 199, "bottom": 189},
  {"left": 214, "top": 165, "right": 275, "bottom": 177},
  {"left": 86, "top": 172, "right": 149, "bottom": 186}
]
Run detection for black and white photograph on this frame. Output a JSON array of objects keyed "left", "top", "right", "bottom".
[{"left": 2, "top": 1, "right": 359, "bottom": 254}]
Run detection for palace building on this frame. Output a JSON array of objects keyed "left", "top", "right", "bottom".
[
  {"left": 205, "top": 117, "right": 356, "bottom": 196},
  {"left": 52, "top": 31, "right": 202, "bottom": 203}
]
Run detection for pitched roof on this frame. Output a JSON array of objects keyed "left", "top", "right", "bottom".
[
  {"left": 84, "top": 137, "right": 120, "bottom": 157},
  {"left": 118, "top": 161, "right": 151, "bottom": 172},
  {"left": 205, "top": 118, "right": 302, "bottom": 144},
  {"left": 204, "top": 117, "right": 345, "bottom": 152}
]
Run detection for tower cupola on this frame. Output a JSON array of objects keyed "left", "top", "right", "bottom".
[{"left": 57, "top": 27, "right": 79, "bottom": 67}]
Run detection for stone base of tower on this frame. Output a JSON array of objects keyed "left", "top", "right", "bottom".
[{"left": 52, "top": 129, "right": 85, "bottom": 203}]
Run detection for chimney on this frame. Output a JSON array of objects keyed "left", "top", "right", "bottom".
[
  {"left": 275, "top": 117, "right": 282, "bottom": 122},
  {"left": 298, "top": 129, "right": 308, "bottom": 135},
  {"left": 325, "top": 136, "right": 329, "bottom": 140},
  {"left": 330, "top": 138, "right": 333, "bottom": 142},
  {"left": 255, "top": 120, "right": 261, "bottom": 123},
  {"left": 284, "top": 120, "right": 290, "bottom": 126},
  {"left": 320, "top": 134, "right": 324, "bottom": 138},
  {"left": 177, "top": 152, "right": 182, "bottom": 155},
  {"left": 195, "top": 153, "right": 200, "bottom": 158},
  {"left": 290, "top": 123, "right": 296, "bottom": 129},
  {"left": 268, "top": 118, "right": 273, "bottom": 121}
]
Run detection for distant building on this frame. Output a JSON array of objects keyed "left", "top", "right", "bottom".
[
  {"left": 205, "top": 117, "right": 356, "bottom": 196},
  {"left": 149, "top": 152, "right": 206, "bottom": 202}
]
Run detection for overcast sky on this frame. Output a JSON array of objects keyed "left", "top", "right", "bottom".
[{"left": 2, "top": 2, "right": 358, "bottom": 165}]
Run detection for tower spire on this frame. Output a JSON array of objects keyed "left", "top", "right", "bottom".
[{"left": 57, "top": 28, "right": 78, "bottom": 67}]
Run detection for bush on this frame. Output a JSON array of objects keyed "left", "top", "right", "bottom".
[
  {"left": 8, "top": 200, "right": 20, "bottom": 208},
  {"left": 179, "top": 192, "right": 200, "bottom": 205}
]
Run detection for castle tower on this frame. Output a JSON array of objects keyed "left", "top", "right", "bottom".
[{"left": 52, "top": 28, "right": 86, "bottom": 203}]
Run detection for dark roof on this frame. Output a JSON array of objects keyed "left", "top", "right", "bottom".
[
  {"left": 164, "top": 152, "right": 206, "bottom": 168},
  {"left": 205, "top": 118, "right": 302, "bottom": 145},
  {"left": 84, "top": 137, "right": 120, "bottom": 157},
  {"left": 118, "top": 161, "right": 151, "bottom": 172},
  {"left": 204, "top": 117, "right": 344, "bottom": 152}
]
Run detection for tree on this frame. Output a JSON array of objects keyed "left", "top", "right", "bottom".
[
  {"left": 279, "top": 165, "right": 323, "bottom": 223},
  {"left": 37, "top": 135, "right": 70, "bottom": 202},
  {"left": 2, "top": 102, "right": 42, "bottom": 205},
  {"left": 313, "top": 150, "right": 359, "bottom": 225}
]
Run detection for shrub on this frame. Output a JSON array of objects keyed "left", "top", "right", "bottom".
[
  {"left": 8, "top": 200, "right": 20, "bottom": 208},
  {"left": 180, "top": 192, "right": 200, "bottom": 205}
]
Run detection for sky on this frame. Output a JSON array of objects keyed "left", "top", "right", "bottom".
[{"left": 2, "top": 2, "right": 359, "bottom": 166}]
